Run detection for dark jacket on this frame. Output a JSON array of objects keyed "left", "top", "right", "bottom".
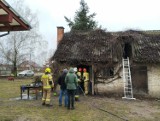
[
  {"left": 65, "top": 68, "right": 78, "bottom": 90},
  {"left": 58, "top": 70, "right": 68, "bottom": 90}
]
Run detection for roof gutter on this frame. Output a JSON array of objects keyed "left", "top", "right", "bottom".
[{"left": 0, "top": 31, "right": 10, "bottom": 37}]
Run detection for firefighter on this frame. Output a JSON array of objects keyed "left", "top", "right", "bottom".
[
  {"left": 77, "top": 68, "right": 84, "bottom": 94},
  {"left": 74, "top": 68, "right": 82, "bottom": 101},
  {"left": 77, "top": 68, "right": 82, "bottom": 81},
  {"left": 73, "top": 67, "right": 77, "bottom": 73},
  {"left": 41, "top": 67, "right": 54, "bottom": 107},
  {"left": 83, "top": 68, "right": 89, "bottom": 95}
]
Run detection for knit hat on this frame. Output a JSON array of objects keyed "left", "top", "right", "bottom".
[{"left": 63, "top": 69, "right": 68, "bottom": 74}]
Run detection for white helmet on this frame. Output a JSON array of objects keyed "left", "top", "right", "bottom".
[{"left": 73, "top": 67, "right": 77, "bottom": 72}]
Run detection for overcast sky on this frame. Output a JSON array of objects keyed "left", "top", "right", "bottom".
[{"left": 6, "top": 0, "right": 160, "bottom": 50}]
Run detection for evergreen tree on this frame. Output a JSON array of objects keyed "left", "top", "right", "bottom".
[{"left": 64, "top": 0, "right": 98, "bottom": 31}]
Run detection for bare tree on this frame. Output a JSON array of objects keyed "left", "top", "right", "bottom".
[{"left": 0, "top": 0, "right": 48, "bottom": 76}]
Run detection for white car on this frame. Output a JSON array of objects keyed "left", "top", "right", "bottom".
[{"left": 17, "top": 70, "right": 34, "bottom": 77}]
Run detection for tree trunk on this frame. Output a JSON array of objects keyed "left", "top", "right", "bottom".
[{"left": 13, "top": 61, "right": 17, "bottom": 77}]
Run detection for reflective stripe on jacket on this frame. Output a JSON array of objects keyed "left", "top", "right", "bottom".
[{"left": 41, "top": 74, "right": 53, "bottom": 89}]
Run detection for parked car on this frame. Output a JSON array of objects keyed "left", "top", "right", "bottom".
[{"left": 17, "top": 70, "right": 34, "bottom": 77}]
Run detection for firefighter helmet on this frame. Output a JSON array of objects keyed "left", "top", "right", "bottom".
[
  {"left": 45, "top": 68, "right": 51, "bottom": 73},
  {"left": 73, "top": 67, "right": 77, "bottom": 72},
  {"left": 78, "top": 68, "right": 82, "bottom": 72}
]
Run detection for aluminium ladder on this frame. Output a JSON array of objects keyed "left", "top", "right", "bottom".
[{"left": 122, "top": 57, "right": 136, "bottom": 100}]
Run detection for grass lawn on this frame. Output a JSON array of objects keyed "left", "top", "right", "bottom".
[{"left": 0, "top": 78, "right": 160, "bottom": 121}]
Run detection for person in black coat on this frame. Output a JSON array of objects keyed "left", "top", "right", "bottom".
[{"left": 58, "top": 69, "right": 68, "bottom": 107}]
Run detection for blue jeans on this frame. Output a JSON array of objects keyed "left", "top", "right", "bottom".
[{"left": 59, "top": 89, "right": 68, "bottom": 106}]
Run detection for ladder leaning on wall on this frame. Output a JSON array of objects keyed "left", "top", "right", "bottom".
[{"left": 122, "top": 57, "right": 136, "bottom": 100}]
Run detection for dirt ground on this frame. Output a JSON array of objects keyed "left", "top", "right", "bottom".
[
  {"left": 79, "top": 95, "right": 160, "bottom": 121},
  {"left": 0, "top": 79, "right": 160, "bottom": 121}
]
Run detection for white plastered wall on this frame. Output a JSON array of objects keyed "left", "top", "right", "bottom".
[{"left": 147, "top": 64, "right": 160, "bottom": 98}]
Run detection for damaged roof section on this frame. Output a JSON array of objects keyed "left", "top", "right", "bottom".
[
  {"left": 0, "top": 0, "right": 31, "bottom": 32},
  {"left": 53, "top": 29, "right": 114, "bottom": 65},
  {"left": 116, "top": 30, "right": 160, "bottom": 63},
  {"left": 52, "top": 29, "right": 160, "bottom": 65}
]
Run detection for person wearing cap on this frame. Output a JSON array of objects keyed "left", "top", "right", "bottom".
[
  {"left": 41, "top": 67, "right": 54, "bottom": 107},
  {"left": 83, "top": 68, "right": 89, "bottom": 95},
  {"left": 65, "top": 68, "right": 78, "bottom": 110},
  {"left": 73, "top": 67, "right": 77, "bottom": 73},
  {"left": 58, "top": 69, "right": 68, "bottom": 107}
]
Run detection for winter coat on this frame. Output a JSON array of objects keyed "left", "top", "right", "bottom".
[
  {"left": 58, "top": 70, "right": 68, "bottom": 90},
  {"left": 65, "top": 68, "right": 78, "bottom": 90}
]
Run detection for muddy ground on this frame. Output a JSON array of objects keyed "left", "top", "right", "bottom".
[{"left": 0, "top": 79, "right": 160, "bottom": 121}]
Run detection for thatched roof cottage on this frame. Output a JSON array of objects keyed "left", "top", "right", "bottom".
[{"left": 51, "top": 27, "right": 160, "bottom": 98}]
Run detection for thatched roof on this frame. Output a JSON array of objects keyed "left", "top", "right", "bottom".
[
  {"left": 52, "top": 29, "right": 160, "bottom": 65},
  {"left": 117, "top": 30, "right": 160, "bottom": 63}
]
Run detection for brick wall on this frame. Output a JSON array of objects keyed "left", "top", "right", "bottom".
[{"left": 57, "top": 26, "right": 64, "bottom": 44}]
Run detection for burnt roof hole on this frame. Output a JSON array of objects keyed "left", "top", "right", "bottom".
[{"left": 123, "top": 43, "right": 132, "bottom": 59}]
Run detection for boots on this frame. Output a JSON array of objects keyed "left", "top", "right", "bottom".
[
  {"left": 42, "top": 102, "right": 45, "bottom": 106},
  {"left": 71, "top": 107, "right": 75, "bottom": 110},
  {"left": 45, "top": 104, "right": 53, "bottom": 107}
]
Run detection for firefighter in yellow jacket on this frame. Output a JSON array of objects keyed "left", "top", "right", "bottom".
[
  {"left": 75, "top": 68, "right": 82, "bottom": 101},
  {"left": 41, "top": 68, "right": 54, "bottom": 107},
  {"left": 83, "top": 68, "right": 89, "bottom": 95}
]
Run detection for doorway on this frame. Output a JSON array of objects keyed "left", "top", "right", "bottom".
[
  {"left": 76, "top": 65, "right": 92, "bottom": 94},
  {"left": 131, "top": 66, "right": 148, "bottom": 93}
]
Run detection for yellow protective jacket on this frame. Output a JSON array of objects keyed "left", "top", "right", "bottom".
[
  {"left": 77, "top": 71, "right": 82, "bottom": 82},
  {"left": 77, "top": 72, "right": 81, "bottom": 77},
  {"left": 83, "top": 72, "right": 89, "bottom": 82},
  {"left": 41, "top": 74, "right": 53, "bottom": 89}
]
